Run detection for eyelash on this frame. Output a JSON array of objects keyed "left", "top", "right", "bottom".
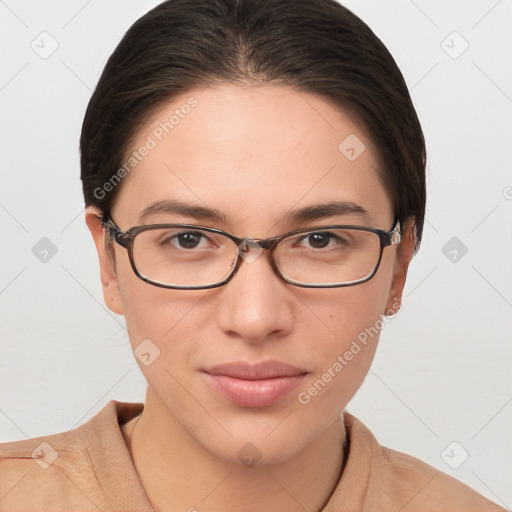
[{"left": 160, "top": 230, "right": 351, "bottom": 251}]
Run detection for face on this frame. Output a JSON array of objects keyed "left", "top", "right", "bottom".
[{"left": 87, "top": 84, "right": 413, "bottom": 466}]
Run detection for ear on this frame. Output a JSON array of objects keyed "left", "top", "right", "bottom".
[
  {"left": 384, "top": 218, "right": 416, "bottom": 316},
  {"left": 85, "top": 206, "right": 124, "bottom": 316}
]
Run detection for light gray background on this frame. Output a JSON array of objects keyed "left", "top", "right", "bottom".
[{"left": 0, "top": 0, "right": 511, "bottom": 507}]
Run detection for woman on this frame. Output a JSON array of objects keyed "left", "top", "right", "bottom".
[{"left": 0, "top": 0, "right": 506, "bottom": 510}]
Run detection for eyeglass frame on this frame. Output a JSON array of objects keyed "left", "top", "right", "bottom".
[{"left": 100, "top": 214, "right": 402, "bottom": 290}]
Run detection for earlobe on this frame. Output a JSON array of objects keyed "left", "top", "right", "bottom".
[
  {"left": 384, "top": 219, "right": 416, "bottom": 316},
  {"left": 85, "top": 206, "right": 125, "bottom": 316}
]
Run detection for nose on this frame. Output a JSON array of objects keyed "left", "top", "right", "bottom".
[{"left": 215, "top": 247, "right": 294, "bottom": 344}]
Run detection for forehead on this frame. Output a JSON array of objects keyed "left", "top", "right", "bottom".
[{"left": 113, "top": 84, "right": 392, "bottom": 231}]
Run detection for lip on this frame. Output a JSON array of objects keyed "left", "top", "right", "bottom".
[{"left": 203, "top": 361, "right": 308, "bottom": 408}]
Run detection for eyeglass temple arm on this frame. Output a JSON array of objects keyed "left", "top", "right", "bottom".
[
  {"left": 100, "top": 216, "right": 131, "bottom": 248},
  {"left": 386, "top": 219, "right": 402, "bottom": 246}
]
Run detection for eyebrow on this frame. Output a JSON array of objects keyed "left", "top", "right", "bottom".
[
  {"left": 282, "top": 201, "right": 374, "bottom": 224},
  {"left": 139, "top": 199, "right": 228, "bottom": 223},
  {"left": 139, "top": 199, "right": 373, "bottom": 225}
]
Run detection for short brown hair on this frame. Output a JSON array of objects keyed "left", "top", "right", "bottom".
[{"left": 80, "top": 0, "right": 426, "bottom": 252}]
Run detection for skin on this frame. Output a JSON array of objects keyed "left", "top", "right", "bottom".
[{"left": 86, "top": 83, "right": 415, "bottom": 512}]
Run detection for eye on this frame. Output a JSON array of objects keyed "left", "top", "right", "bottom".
[
  {"left": 305, "top": 232, "right": 332, "bottom": 249},
  {"left": 166, "top": 231, "right": 209, "bottom": 250},
  {"left": 299, "top": 231, "right": 350, "bottom": 250}
]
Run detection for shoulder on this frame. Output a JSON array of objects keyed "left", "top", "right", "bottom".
[
  {"left": 376, "top": 444, "right": 504, "bottom": 511},
  {"left": 342, "top": 412, "right": 506, "bottom": 512},
  {"left": 0, "top": 400, "right": 144, "bottom": 511},
  {"left": 0, "top": 421, "right": 94, "bottom": 510}
]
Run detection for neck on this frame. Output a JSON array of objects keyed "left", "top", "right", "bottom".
[{"left": 122, "top": 389, "right": 347, "bottom": 512}]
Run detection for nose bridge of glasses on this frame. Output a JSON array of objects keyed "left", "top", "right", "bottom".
[
  {"left": 230, "top": 237, "right": 288, "bottom": 290},
  {"left": 233, "top": 234, "right": 281, "bottom": 261}
]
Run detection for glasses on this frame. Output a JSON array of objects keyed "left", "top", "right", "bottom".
[{"left": 101, "top": 215, "right": 401, "bottom": 290}]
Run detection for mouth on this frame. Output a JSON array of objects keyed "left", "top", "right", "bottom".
[{"left": 202, "top": 361, "right": 308, "bottom": 408}]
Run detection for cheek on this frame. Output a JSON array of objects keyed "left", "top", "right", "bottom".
[
  {"left": 116, "top": 260, "right": 210, "bottom": 374},
  {"left": 303, "top": 264, "right": 392, "bottom": 346},
  {"left": 116, "top": 257, "right": 182, "bottom": 345},
  {"left": 295, "top": 263, "right": 394, "bottom": 401},
  {"left": 292, "top": 294, "right": 386, "bottom": 430}
]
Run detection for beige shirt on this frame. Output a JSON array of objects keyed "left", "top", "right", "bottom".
[{"left": 0, "top": 400, "right": 505, "bottom": 511}]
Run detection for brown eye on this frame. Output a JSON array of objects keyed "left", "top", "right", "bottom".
[
  {"left": 173, "top": 232, "right": 204, "bottom": 249},
  {"left": 297, "top": 231, "right": 350, "bottom": 250},
  {"left": 307, "top": 232, "right": 331, "bottom": 249}
]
